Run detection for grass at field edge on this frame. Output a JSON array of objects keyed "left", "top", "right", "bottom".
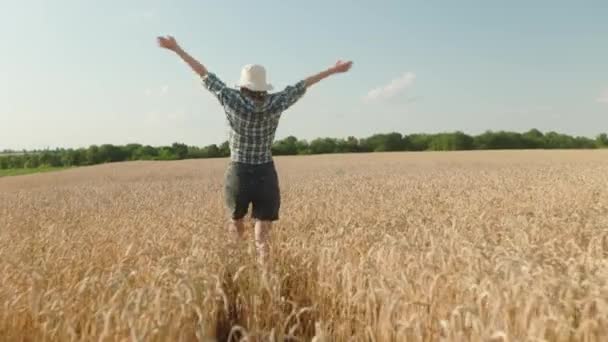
[{"left": 0, "top": 166, "right": 73, "bottom": 178}]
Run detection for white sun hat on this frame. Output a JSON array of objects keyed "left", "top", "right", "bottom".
[{"left": 235, "top": 64, "right": 274, "bottom": 92}]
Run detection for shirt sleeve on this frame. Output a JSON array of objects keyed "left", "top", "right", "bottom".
[
  {"left": 274, "top": 80, "right": 307, "bottom": 112},
  {"left": 201, "top": 72, "right": 228, "bottom": 104}
]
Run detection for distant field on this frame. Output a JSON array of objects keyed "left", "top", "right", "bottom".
[
  {"left": 0, "top": 166, "right": 70, "bottom": 178},
  {"left": 0, "top": 150, "right": 607, "bottom": 341},
  {"left": 0, "top": 152, "right": 26, "bottom": 156}
]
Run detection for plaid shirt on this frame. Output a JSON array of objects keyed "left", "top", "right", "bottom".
[{"left": 202, "top": 72, "right": 307, "bottom": 164}]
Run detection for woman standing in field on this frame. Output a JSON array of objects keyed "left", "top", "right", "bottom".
[{"left": 157, "top": 35, "right": 353, "bottom": 266}]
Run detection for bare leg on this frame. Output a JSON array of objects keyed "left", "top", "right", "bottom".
[
  {"left": 228, "top": 219, "right": 245, "bottom": 242},
  {"left": 254, "top": 220, "right": 272, "bottom": 266}
]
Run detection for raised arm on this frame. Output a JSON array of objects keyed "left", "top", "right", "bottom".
[
  {"left": 304, "top": 60, "right": 353, "bottom": 88},
  {"left": 157, "top": 35, "right": 208, "bottom": 77}
]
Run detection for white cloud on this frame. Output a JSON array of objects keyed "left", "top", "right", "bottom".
[
  {"left": 364, "top": 72, "right": 416, "bottom": 102},
  {"left": 597, "top": 89, "right": 608, "bottom": 104}
]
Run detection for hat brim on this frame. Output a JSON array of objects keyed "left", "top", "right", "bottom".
[{"left": 235, "top": 82, "right": 273, "bottom": 92}]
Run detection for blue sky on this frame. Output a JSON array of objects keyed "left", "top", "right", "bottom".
[{"left": 1, "top": 0, "right": 607, "bottom": 150}]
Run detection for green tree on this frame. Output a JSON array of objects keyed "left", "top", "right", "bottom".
[
  {"left": 543, "top": 132, "right": 585, "bottom": 149},
  {"left": 60, "top": 151, "right": 74, "bottom": 167},
  {"left": 39, "top": 150, "right": 62, "bottom": 167},
  {"left": 186, "top": 146, "right": 205, "bottom": 159},
  {"left": 596, "top": 133, "right": 608, "bottom": 148},
  {"left": 75, "top": 149, "right": 87, "bottom": 166},
  {"left": 360, "top": 132, "right": 405, "bottom": 152},
  {"left": 24, "top": 154, "right": 41, "bottom": 168},
  {"left": 309, "top": 138, "right": 337, "bottom": 154},
  {"left": 429, "top": 132, "right": 473, "bottom": 151},
  {"left": 335, "top": 136, "right": 360, "bottom": 153},
  {"left": 203, "top": 144, "right": 221, "bottom": 158},
  {"left": 97, "top": 144, "right": 128, "bottom": 162},
  {"left": 133, "top": 145, "right": 158, "bottom": 160},
  {"left": 474, "top": 131, "right": 525, "bottom": 149},
  {"left": 123, "top": 144, "right": 143, "bottom": 160},
  {"left": 7, "top": 156, "right": 25, "bottom": 168},
  {"left": 295, "top": 140, "right": 310, "bottom": 155},
  {"left": 522, "top": 129, "right": 544, "bottom": 148},
  {"left": 273, "top": 136, "right": 299, "bottom": 155},
  {"left": 1, "top": 129, "right": 604, "bottom": 171},
  {"left": 573, "top": 136, "right": 596, "bottom": 149},
  {"left": 171, "top": 143, "right": 189, "bottom": 159},
  {"left": 86, "top": 145, "right": 102, "bottom": 165},
  {"left": 408, "top": 134, "right": 431, "bottom": 151},
  {"left": 157, "top": 147, "right": 177, "bottom": 160},
  {"left": 219, "top": 141, "right": 230, "bottom": 157}
]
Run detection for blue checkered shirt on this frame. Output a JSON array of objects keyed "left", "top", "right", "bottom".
[{"left": 201, "top": 72, "right": 307, "bottom": 164}]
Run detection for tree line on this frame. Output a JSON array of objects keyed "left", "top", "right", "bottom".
[{"left": 1, "top": 129, "right": 607, "bottom": 170}]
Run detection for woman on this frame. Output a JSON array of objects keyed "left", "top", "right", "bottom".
[{"left": 157, "top": 35, "right": 353, "bottom": 266}]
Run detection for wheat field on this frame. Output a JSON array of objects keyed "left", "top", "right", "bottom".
[{"left": 1, "top": 150, "right": 607, "bottom": 341}]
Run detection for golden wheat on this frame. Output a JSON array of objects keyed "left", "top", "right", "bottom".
[{"left": 1, "top": 150, "right": 607, "bottom": 341}]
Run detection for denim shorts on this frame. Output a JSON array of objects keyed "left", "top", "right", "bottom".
[{"left": 223, "top": 161, "right": 281, "bottom": 221}]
